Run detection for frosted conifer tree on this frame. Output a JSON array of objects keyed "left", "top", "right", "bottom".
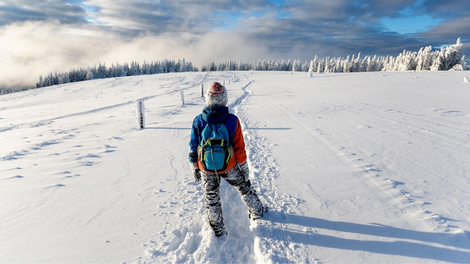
[
  {"left": 430, "top": 51, "right": 443, "bottom": 71},
  {"left": 37, "top": 75, "right": 44, "bottom": 88},
  {"left": 308, "top": 59, "right": 315, "bottom": 73},
  {"left": 292, "top": 59, "right": 301, "bottom": 71},
  {"left": 342, "top": 55, "right": 351, "bottom": 72},
  {"left": 416, "top": 46, "right": 432, "bottom": 71},
  {"left": 443, "top": 38, "right": 465, "bottom": 70}
]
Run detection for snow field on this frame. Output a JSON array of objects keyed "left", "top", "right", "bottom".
[
  {"left": 1, "top": 70, "right": 470, "bottom": 263},
  {"left": 241, "top": 71, "right": 470, "bottom": 263}
]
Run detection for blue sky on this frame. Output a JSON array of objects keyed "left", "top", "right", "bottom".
[
  {"left": 0, "top": 0, "right": 469, "bottom": 87},
  {"left": 381, "top": 15, "right": 443, "bottom": 34}
]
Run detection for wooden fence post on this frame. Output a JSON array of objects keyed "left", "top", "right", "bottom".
[{"left": 136, "top": 100, "right": 145, "bottom": 129}]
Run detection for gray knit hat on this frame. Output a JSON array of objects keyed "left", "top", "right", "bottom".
[{"left": 205, "top": 82, "right": 228, "bottom": 107}]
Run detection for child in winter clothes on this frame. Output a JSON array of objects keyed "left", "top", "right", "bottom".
[{"left": 189, "top": 81, "right": 264, "bottom": 237}]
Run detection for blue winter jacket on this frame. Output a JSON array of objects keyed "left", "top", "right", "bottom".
[{"left": 189, "top": 106, "right": 247, "bottom": 173}]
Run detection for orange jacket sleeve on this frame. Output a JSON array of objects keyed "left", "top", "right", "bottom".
[{"left": 232, "top": 118, "right": 247, "bottom": 164}]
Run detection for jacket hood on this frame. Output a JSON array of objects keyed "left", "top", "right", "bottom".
[{"left": 202, "top": 106, "right": 229, "bottom": 124}]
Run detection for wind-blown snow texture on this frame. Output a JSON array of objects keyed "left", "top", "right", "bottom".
[{"left": 1, "top": 71, "right": 470, "bottom": 263}]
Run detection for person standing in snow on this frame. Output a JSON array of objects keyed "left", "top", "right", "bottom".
[{"left": 189, "top": 81, "right": 264, "bottom": 237}]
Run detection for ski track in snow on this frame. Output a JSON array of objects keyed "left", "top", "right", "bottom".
[
  {"left": 233, "top": 75, "right": 312, "bottom": 263},
  {"left": 305, "top": 99, "right": 470, "bottom": 232}
]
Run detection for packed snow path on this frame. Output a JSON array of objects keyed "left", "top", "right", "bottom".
[{"left": 1, "top": 71, "right": 469, "bottom": 263}]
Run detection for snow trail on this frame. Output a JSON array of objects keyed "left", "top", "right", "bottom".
[
  {"left": 136, "top": 73, "right": 264, "bottom": 263},
  {"left": 139, "top": 72, "right": 312, "bottom": 263},
  {"left": 233, "top": 74, "right": 312, "bottom": 263}
]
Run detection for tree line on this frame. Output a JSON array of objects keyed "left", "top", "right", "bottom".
[
  {"left": 201, "top": 38, "right": 466, "bottom": 73},
  {"left": 0, "top": 39, "right": 466, "bottom": 96},
  {"left": 36, "top": 59, "right": 198, "bottom": 88}
]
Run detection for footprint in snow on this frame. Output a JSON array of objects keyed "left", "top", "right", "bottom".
[
  {"left": 45, "top": 184, "right": 66, "bottom": 189},
  {"left": 4, "top": 175, "right": 25, "bottom": 180}
]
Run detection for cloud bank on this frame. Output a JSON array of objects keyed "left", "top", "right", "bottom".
[{"left": 0, "top": 20, "right": 273, "bottom": 88}]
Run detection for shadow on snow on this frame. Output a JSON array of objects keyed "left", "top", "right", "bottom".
[{"left": 265, "top": 212, "right": 470, "bottom": 263}]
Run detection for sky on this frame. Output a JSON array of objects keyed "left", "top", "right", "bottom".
[{"left": 1, "top": 0, "right": 469, "bottom": 88}]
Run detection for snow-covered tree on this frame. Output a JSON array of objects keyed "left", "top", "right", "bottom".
[
  {"left": 416, "top": 46, "right": 432, "bottom": 71},
  {"left": 292, "top": 59, "right": 302, "bottom": 72},
  {"left": 430, "top": 51, "right": 443, "bottom": 71},
  {"left": 441, "top": 38, "right": 466, "bottom": 70}
]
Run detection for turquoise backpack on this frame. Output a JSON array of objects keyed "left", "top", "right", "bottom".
[{"left": 198, "top": 123, "right": 233, "bottom": 173}]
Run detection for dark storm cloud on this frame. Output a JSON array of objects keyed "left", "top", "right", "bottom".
[
  {"left": 0, "top": 0, "right": 88, "bottom": 25},
  {"left": 235, "top": 0, "right": 469, "bottom": 58},
  {"left": 420, "top": 0, "right": 470, "bottom": 18},
  {"left": 83, "top": 0, "right": 274, "bottom": 35},
  {"left": 414, "top": 0, "right": 470, "bottom": 47},
  {"left": 234, "top": 0, "right": 413, "bottom": 57},
  {"left": 279, "top": 0, "right": 418, "bottom": 23},
  {"left": 1, "top": 0, "right": 468, "bottom": 51}
]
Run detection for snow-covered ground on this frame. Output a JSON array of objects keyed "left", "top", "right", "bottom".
[{"left": 1, "top": 71, "right": 469, "bottom": 263}]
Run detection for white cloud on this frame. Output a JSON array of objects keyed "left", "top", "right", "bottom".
[{"left": 0, "top": 20, "right": 273, "bottom": 88}]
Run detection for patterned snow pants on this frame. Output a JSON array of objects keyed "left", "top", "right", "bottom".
[{"left": 201, "top": 165, "right": 263, "bottom": 232}]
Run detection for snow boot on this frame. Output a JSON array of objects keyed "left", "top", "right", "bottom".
[
  {"left": 249, "top": 206, "right": 267, "bottom": 220},
  {"left": 214, "top": 227, "right": 228, "bottom": 237}
]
